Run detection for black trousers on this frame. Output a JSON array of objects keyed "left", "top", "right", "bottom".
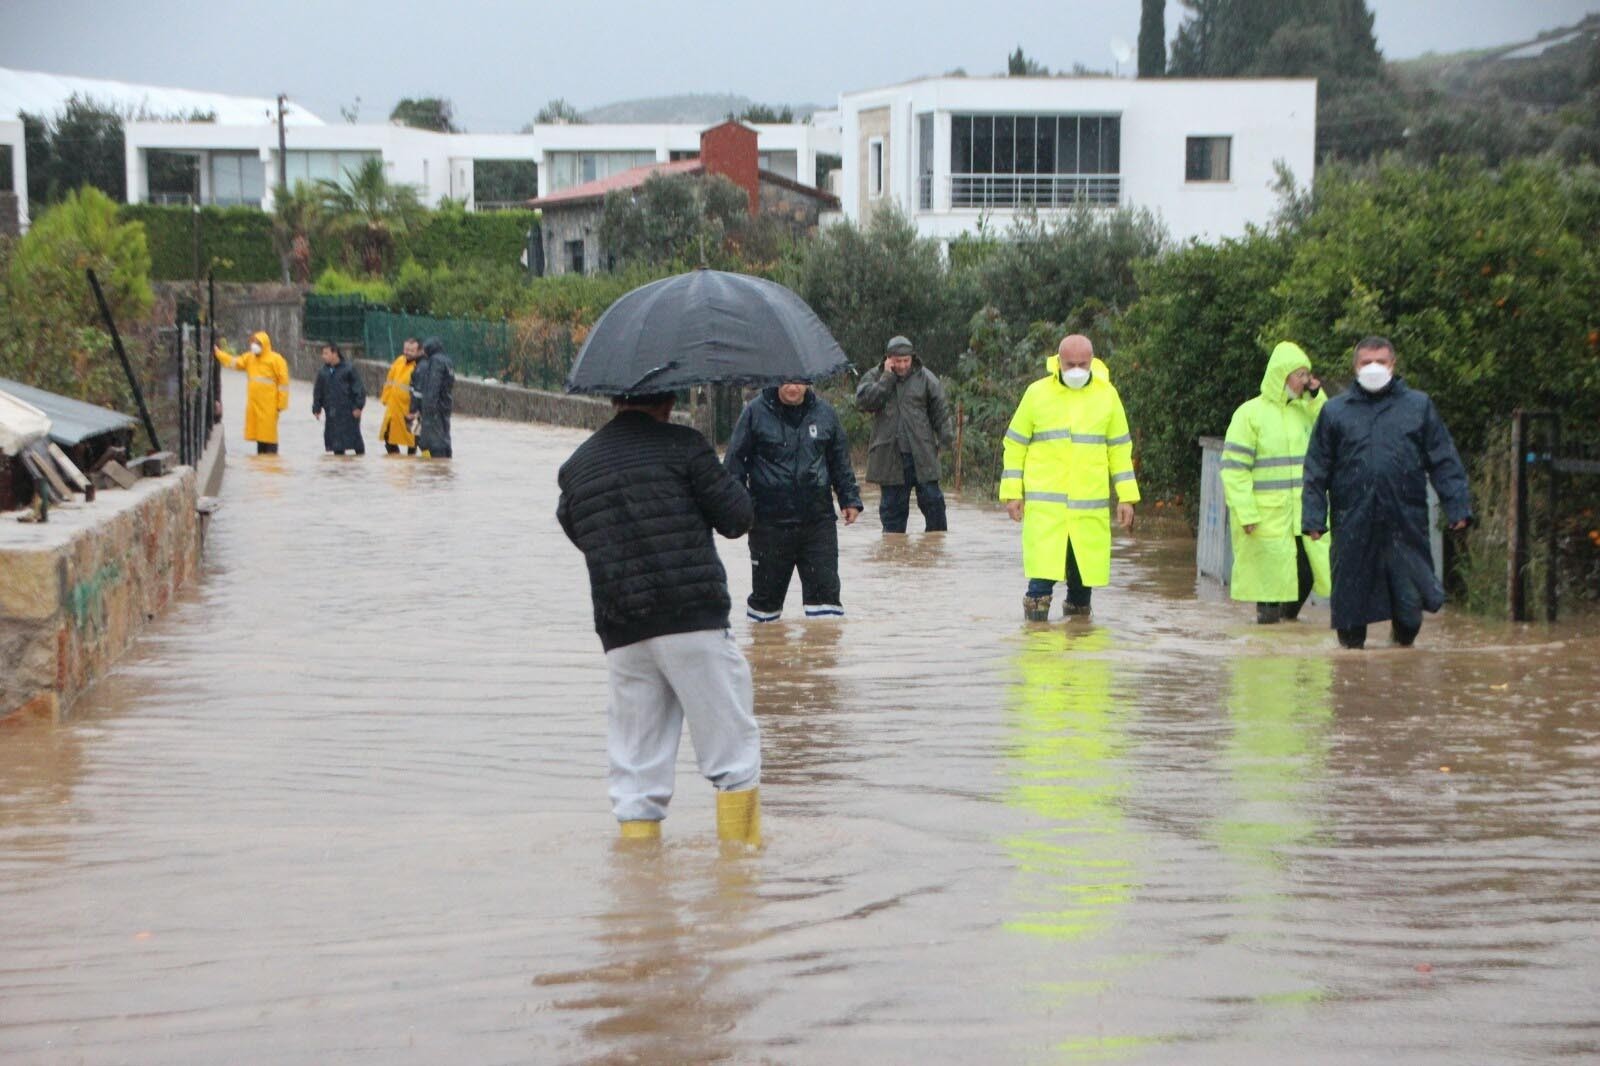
[
  {"left": 384, "top": 444, "right": 418, "bottom": 455},
  {"left": 254, "top": 442, "right": 278, "bottom": 455},
  {"left": 747, "top": 519, "right": 841, "bottom": 619},
  {"left": 879, "top": 452, "right": 947, "bottom": 533}
]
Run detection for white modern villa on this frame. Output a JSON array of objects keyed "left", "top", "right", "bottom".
[
  {"left": 121, "top": 118, "right": 842, "bottom": 212},
  {"left": 836, "top": 75, "right": 1317, "bottom": 245}
]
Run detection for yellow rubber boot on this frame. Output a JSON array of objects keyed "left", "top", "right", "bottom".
[
  {"left": 716, "top": 788, "right": 761, "bottom": 848},
  {"left": 618, "top": 820, "right": 661, "bottom": 841}
]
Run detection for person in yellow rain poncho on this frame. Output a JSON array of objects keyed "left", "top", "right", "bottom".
[
  {"left": 1221, "top": 342, "right": 1332, "bottom": 624},
  {"left": 379, "top": 337, "right": 421, "bottom": 455},
  {"left": 214, "top": 330, "right": 290, "bottom": 454},
  {"left": 1001, "top": 334, "right": 1138, "bottom": 622}
]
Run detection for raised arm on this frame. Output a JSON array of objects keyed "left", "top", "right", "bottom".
[{"left": 855, "top": 366, "right": 894, "bottom": 413}]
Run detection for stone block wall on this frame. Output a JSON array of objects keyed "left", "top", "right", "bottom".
[{"left": 0, "top": 469, "right": 200, "bottom": 723}]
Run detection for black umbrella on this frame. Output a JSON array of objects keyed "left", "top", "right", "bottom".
[{"left": 565, "top": 270, "right": 850, "bottom": 395}]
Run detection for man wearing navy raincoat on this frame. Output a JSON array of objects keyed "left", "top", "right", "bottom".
[{"left": 1301, "top": 336, "right": 1473, "bottom": 650}]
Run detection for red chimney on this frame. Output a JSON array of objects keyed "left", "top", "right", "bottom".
[{"left": 699, "top": 121, "right": 760, "bottom": 216}]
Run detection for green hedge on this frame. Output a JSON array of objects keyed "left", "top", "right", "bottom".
[
  {"left": 396, "top": 206, "right": 539, "bottom": 269},
  {"left": 120, "top": 204, "right": 283, "bottom": 282},
  {"left": 120, "top": 204, "right": 541, "bottom": 282}
]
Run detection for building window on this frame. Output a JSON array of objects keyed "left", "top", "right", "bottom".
[
  {"left": 0, "top": 144, "right": 12, "bottom": 193},
  {"left": 281, "top": 150, "right": 380, "bottom": 190},
  {"left": 548, "top": 151, "right": 656, "bottom": 192},
  {"left": 916, "top": 113, "right": 933, "bottom": 210},
  {"left": 868, "top": 138, "right": 884, "bottom": 199},
  {"left": 948, "top": 114, "right": 1121, "bottom": 208},
  {"left": 1185, "top": 136, "right": 1231, "bottom": 182},
  {"left": 209, "top": 151, "right": 267, "bottom": 206},
  {"left": 566, "top": 239, "right": 585, "bottom": 275},
  {"left": 757, "top": 150, "right": 798, "bottom": 180}
]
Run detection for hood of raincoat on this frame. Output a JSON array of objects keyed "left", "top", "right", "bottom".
[
  {"left": 1043, "top": 353, "right": 1112, "bottom": 386},
  {"left": 1260, "top": 341, "right": 1311, "bottom": 405},
  {"left": 422, "top": 336, "right": 445, "bottom": 357},
  {"left": 250, "top": 330, "right": 276, "bottom": 356}
]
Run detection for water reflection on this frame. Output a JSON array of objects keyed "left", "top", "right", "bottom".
[
  {"left": 746, "top": 621, "right": 850, "bottom": 790},
  {"left": 537, "top": 847, "right": 761, "bottom": 1065}
]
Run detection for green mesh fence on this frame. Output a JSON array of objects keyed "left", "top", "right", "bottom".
[
  {"left": 363, "top": 310, "right": 511, "bottom": 380},
  {"left": 303, "top": 294, "right": 370, "bottom": 344}
]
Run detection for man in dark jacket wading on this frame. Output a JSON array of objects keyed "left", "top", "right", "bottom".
[
  {"left": 1302, "top": 336, "right": 1473, "bottom": 649},
  {"left": 409, "top": 336, "right": 454, "bottom": 459},
  {"left": 312, "top": 343, "right": 366, "bottom": 455},
  {"left": 855, "top": 335, "right": 955, "bottom": 534},
  {"left": 557, "top": 392, "right": 762, "bottom": 846},
  {"left": 726, "top": 381, "right": 863, "bottom": 622}
]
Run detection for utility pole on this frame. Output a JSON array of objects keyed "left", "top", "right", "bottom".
[{"left": 276, "top": 94, "right": 288, "bottom": 192}]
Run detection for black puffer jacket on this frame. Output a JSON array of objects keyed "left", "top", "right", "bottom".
[
  {"left": 557, "top": 411, "right": 754, "bottom": 651},
  {"left": 724, "top": 388, "right": 863, "bottom": 526}
]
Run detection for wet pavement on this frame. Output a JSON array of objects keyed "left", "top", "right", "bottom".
[{"left": 2, "top": 374, "right": 1598, "bottom": 1064}]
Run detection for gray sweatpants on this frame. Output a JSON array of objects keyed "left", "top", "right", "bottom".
[{"left": 605, "top": 628, "right": 760, "bottom": 822}]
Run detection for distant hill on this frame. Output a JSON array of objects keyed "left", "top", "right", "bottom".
[
  {"left": 1391, "top": 14, "right": 1599, "bottom": 111},
  {"left": 581, "top": 93, "right": 823, "bottom": 124}
]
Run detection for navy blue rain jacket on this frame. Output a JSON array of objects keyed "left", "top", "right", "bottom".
[
  {"left": 724, "top": 388, "right": 863, "bottom": 526},
  {"left": 1301, "top": 378, "right": 1472, "bottom": 629}
]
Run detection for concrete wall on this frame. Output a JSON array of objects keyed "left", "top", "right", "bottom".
[{"left": 0, "top": 462, "right": 205, "bottom": 723}]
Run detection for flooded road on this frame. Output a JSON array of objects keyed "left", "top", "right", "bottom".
[{"left": 2, "top": 373, "right": 1598, "bottom": 1064}]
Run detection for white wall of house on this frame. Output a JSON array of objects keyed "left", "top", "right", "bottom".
[
  {"left": 125, "top": 120, "right": 843, "bottom": 211},
  {"left": 838, "top": 76, "right": 1316, "bottom": 245},
  {"left": 0, "top": 118, "right": 26, "bottom": 229}
]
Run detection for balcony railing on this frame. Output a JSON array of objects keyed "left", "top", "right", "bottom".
[{"left": 948, "top": 173, "right": 1121, "bottom": 209}]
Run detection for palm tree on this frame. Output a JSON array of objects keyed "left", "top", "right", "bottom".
[
  {"left": 318, "top": 158, "right": 423, "bottom": 276},
  {"left": 271, "top": 180, "right": 323, "bottom": 284}
]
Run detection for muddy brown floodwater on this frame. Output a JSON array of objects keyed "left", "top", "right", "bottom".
[{"left": 2, "top": 373, "right": 1597, "bottom": 1064}]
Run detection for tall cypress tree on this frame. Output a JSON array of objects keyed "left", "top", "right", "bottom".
[{"left": 1139, "top": 0, "right": 1167, "bottom": 77}]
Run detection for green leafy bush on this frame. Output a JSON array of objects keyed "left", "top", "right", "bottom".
[
  {"left": 121, "top": 203, "right": 283, "bottom": 281},
  {"left": 311, "top": 266, "right": 392, "bottom": 305}
]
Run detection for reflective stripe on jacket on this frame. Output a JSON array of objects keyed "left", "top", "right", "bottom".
[
  {"left": 1000, "top": 354, "right": 1138, "bottom": 586},
  {"left": 1220, "top": 342, "right": 1331, "bottom": 603}
]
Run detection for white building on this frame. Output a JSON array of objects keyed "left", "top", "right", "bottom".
[
  {"left": 123, "top": 119, "right": 842, "bottom": 212},
  {"left": 838, "top": 76, "right": 1316, "bottom": 246},
  {"left": 0, "top": 118, "right": 25, "bottom": 230}
]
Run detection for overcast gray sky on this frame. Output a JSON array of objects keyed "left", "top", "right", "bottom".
[{"left": 2, "top": 0, "right": 1596, "bottom": 130}]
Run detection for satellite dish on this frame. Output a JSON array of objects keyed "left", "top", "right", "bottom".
[{"left": 1110, "top": 37, "right": 1134, "bottom": 71}]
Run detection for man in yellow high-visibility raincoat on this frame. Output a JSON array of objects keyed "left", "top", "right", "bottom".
[
  {"left": 1001, "top": 334, "right": 1138, "bottom": 622},
  {"left": 1220, "top": 341, "right": 1331, "bottom": 624},
  {"left": 214, "top": 330, "right": 290, "bottom": 454},
  {"left": 379, "top": 337, "right": 420, "bottom": 455}
]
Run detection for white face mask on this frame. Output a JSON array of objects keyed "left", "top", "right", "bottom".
[
  {"left": 1356, "top": 363, "right": 1392, "bottom": 393},
  {"left": 249, "top": 342, "right": 263, "bottom": 354},
  {"left": 1060, "top": 367, "right": 1091, "bottom": 389}
]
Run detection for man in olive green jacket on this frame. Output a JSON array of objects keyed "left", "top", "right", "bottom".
[{"left": 855, "top": 335, "right": 955, "bottom": 533}]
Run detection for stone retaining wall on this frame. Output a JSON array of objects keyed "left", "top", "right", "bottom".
[{"left": 0, "top": 463, "right": 204, "bottom": 724}]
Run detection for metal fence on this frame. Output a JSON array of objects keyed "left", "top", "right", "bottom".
[
  {"left": 949, "top": 174, "right": 1121, "bottom": 209},
  {"left": 304, "top": 293, "right": 371, "bottom": 344},
  {"left": 363, "top": 310, "right": 511, "bottom": 380}
]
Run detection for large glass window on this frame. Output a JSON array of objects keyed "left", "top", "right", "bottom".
[
  {"left": 547, "top": 151, "right": 656, "bottom": 192},
  {"left": 0, "top": 144, "right": 14, "bottom": 193},
  {"left": 283, "top": 150, "right": 379, "bottom": 188},
  {"left": 209, "top": 151, "right": 266, "bottom": 206},
  {"left": 916, "top": 113, "right": 934, "bottom": 210},
  {"left": 758, "top": 150, "right": 798, "bottom": 180},
  {"left": 949, "top": 113, "right": 1121, "bottom": 208}
]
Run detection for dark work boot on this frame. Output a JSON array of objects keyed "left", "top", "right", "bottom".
[
  {"left": 1023, "top": 595, "right": 1052, "bottom": 622},
  {"left": 1061, "top": 601, "right": 1093, "bottom": 620},
  {"left": 1337, "top": 626, "right": 1367, "bottom": 650},
  {"left": 1280, "top": 601, "right": 1303, "bottom": 622},
  {"left": 1257, "top": 603, "right": 1283, "bottom": 625},
  {"left": 1391, "top": 620, "right": 1420, "bottom": 647}
]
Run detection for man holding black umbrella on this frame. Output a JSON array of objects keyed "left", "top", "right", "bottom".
[{"left": 557, "top": 391, "right": 763, "bottom": 847}]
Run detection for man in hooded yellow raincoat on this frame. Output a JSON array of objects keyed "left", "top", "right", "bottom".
[
  {"left": 1220, "top": 342, "right": 1331, "bottom": 624},
  {"left": 1001, "top": 334, "right": 1138, "bottom": 622},
  {"left": 379, "top": 338, "right": 420, "bottom": 454},
  {"left": 214, "top": 330, "right": 290, "bottom": 454}
]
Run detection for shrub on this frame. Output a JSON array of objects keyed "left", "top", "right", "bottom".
[{"left": 312, "top": 266, "right": 392, "bottom": 305}]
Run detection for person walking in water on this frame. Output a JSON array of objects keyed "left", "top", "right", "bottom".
[
  {"left": 1000, "top": 334, "right": 1138, "bottom": 622},
  {"left": 1302, "top": 336, "right": 1473, "bottom": 649},
  {"left": 409, "top": 336, "right": 454, "bottom": 459},
  {"left": 213, "top": 330, "right": 290, "bottom": 454},
  {"left": 312, "top": 343, "right": 366, "bottom": 456},
  {"left": 556, "top": 391, "right": 762, "bottom": 846},
  {"left": 725, "top": 380, "right": 863, "bottom": 622},
  {"left": 855, "top": 335, "right": 954, "bottom": 534},
  {"left": 1221, "top": 342, "right": 1331, "bottom": 624},
  {"left": 379, "top": 338, "right": 420, "bottom": 455}
]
